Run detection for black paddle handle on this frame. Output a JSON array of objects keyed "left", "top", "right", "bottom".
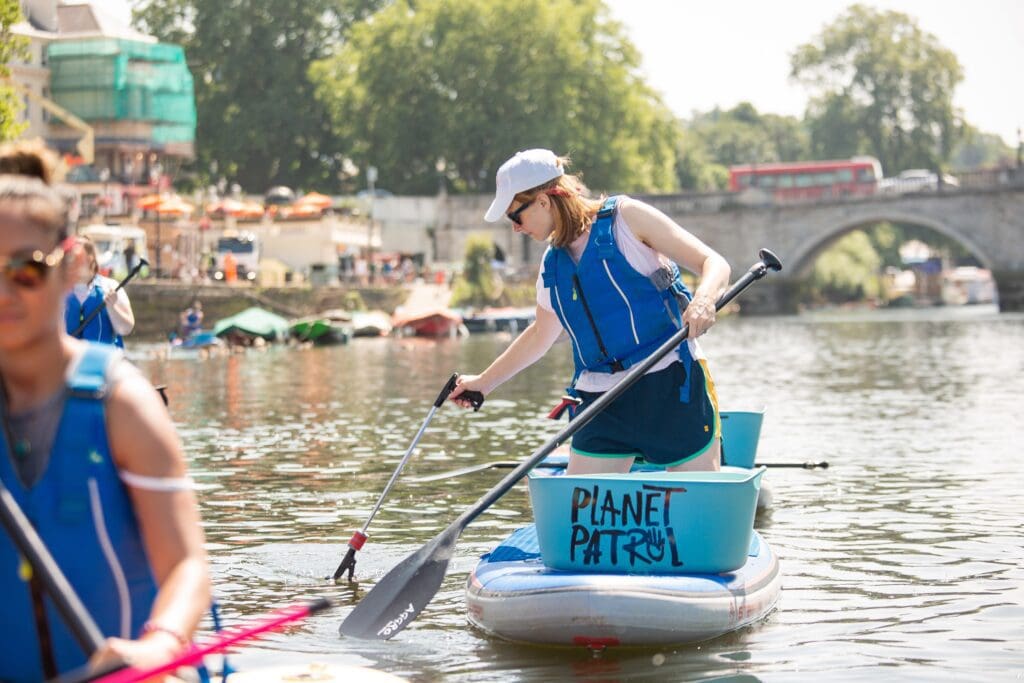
[
  {"left": 436, "top": 373, "right": 484, "bottom": 411},
  {"left": 453, "top": 249, "right": 783, "bottom": 530},
  {"left": 70, "top": 258, "right": 147, "bottom": 338},
  {"left": 0, "top": 487, "right": 105, "bottom": 655}
]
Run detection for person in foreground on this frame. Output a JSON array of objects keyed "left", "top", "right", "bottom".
[
  {"left": 65, "top": 235, "right": 136, "bottom": 347},
  {"left": 0, "top": 174, "right": 210, "bottom": 681},
  {"left": 450, "top": 149, "right": 731, "bottom": 474}
]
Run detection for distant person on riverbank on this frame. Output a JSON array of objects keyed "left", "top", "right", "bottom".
[
  {"left": 450, "top": 149, "right": 730, "bottom": 475},
  {"left": 0, "top": 173, "right": 210, "bottom": 681},
  {"left": 65, "top": 236, "right": 135, "bottom": 347},
  {"left": 179, "top": 299, "right": 204, "bottom": 338},
  {"left": 223, "top": 251, "right": 238, "bottom": 283}
]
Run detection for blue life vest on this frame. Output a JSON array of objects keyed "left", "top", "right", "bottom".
[
  {"left": 0, "top": 344, "right": 157, "bottom": 682},
  {"left": 542, "top": 196, "right": 694, "bottom": 385},
  {"left": 65, "top": 282, "right": 124, "bottom": 348}
]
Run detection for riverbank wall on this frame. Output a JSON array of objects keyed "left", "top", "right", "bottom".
[{"left": 129, "top": 281, "right": 410, "bottom": 340}]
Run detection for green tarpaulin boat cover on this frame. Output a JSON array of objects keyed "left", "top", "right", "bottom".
[{"left": 213, "top": 307, "right": 289, "bottom": 341}]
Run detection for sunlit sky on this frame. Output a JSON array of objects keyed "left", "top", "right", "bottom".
[{"left": 100, "top": 0, "right": 1021, "bottom": 147}]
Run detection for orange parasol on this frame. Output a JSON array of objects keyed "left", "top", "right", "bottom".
[
  {"left": 149, "top": 195, "right": 194, "bottom": 216},
  {"left": 137, "top": 193, "right": 164, "bottom": 210},
  {"left": 295, "top": 192, "right": 333, "bottom": 209}
]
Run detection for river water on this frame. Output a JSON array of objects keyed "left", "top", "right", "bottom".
[{"left": 134, "top": 305, "right": 1024, "bottom": 682}]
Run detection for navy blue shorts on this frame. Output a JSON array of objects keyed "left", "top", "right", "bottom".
[{"left": 570, "top": 358, "right": 720, "bottom": 467}]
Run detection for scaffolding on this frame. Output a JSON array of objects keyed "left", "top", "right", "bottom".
[{"left": 47, "top": 38, "right": 196, "bottom": 145}]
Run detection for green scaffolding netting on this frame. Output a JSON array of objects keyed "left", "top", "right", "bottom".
[{"left": 47, "top": 38, "right": 196, "bottom": 144}]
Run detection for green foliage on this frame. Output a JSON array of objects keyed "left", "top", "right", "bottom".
[
  {"left": 791, "top": 4, "right": 964, "bottom": 175},
  {"left": 342, "top": 290, "right": 366, "bottom": 311},
  {"left": 0, "top": 0, "right": 28, "bottom": 142},
  {"left": 133, "top": 0, "right": 384, "bottom": 193},
  {"left": 808, "top": 230, "right": 883, "bottom": 303},
  {"left": 451, "top": 233, "right": 500, "bottom": 307},
  {"left": 951, "top": 125, "right": 1015, "bottom": 169},
  {"left": 311, "top": 0, "right": 679, "bottom": 195},
  {"left": 676, "top": 103, "right": 810, "bottom": 189}
]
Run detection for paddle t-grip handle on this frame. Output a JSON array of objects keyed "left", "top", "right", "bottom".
[{"left": 437, "top": 373, "right": 484, "bottom": 411}]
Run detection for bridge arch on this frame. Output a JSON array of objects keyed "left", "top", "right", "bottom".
[{"left": 786, "top": 209, "right": 996, "bottom": 277}]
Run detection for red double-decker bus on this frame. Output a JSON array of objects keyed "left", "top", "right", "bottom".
[{"left": 728, "top": 157, "right": 883, "bottom": 201}]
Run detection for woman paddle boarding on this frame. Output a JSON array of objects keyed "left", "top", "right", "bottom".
[
  {"left": 450, "top": 149, "right": 731, "bottom": 474},
  {"left": 0, "top": 172, "right": 210, "bottom": 681},
  {"left": 65, "top": 235, "right": 136, "bottom": 348}
]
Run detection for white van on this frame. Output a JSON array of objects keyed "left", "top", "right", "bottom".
[
  {"left": 213, "top": 231, "right": 260, "bottom": 282},
  {"left": 79, "top": 224, "right": 149, "bottom": 279}
]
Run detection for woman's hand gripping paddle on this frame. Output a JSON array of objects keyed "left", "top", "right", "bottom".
[
  {"left": 330, "top": 374, "right": 484, "bottom": 583},
  {"left": 56, "top": 599, "right": 331, "bottom": 683},
  {"left": 338, "top": 249, "right": 783, "bottom": 640}
]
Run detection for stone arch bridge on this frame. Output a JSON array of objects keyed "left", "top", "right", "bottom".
[
  {"left": 428, "top": 182, "right": 1024, "bottom": 314},
  {"left": 640, "top": 184, "right": 1024, "bottom": 313}
]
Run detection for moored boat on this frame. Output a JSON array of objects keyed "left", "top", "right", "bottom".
[
  {"left": 392, "top": 307, "right": 465, "bottom": 338},
  {"left": 461, "top": 306, "right": 536, "bottom": 334},
  {"left": 350, "top": 310, "right": 393, "bottom": 337},
  {"left": 290, "top": 310, "right": 353, "bottom": 345},
  {"left": 213, "top": 307, "right": 290, "bottom": 345}
]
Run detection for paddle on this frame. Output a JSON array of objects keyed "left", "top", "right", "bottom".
[
  {"left": 56, "top": 598, "right": 331, "bottom": 683},
  {"left": 410, "top": 458, "right": 828, "bottom": 482},
  {"left": 330, "top": 374, "right": 484, "bottom": 583},
  {"left": 70, "top": 258, "right": 148, "bottom": 339},
  {"left": 338, "top": 248, "right": 783, "bottom": 640},
  {"left": 0, "top": 483, "right": 105, "bottom": 657}
]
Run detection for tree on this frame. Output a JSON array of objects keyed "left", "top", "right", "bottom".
[
  {"left": 451, "top": 234, "right": 500, "bottom": 307},
  {"left": 133, "top": 0, "right": 384, "bottom": 193},
  {"left": 0, "top": 0, "right": 28, "bottom": 142},
  {"left": 791, "top": 4, "right": 964, "bottom": 175},
  {"left": 310, "top": 0, "right": 680, "bottom": 195},
  {"left": 951, "top": 125, "right": 1015, "bottom": 170},
  {"left": 674, "top": 103, "right": 809, "bottom": 190},
  {"left": 808, "top": 230, "right": 883, "bottom": 303},
  {"left": 685, "top": 104, "right": 809, "bottom": 167}
]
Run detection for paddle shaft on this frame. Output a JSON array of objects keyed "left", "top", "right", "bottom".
[
  {"left": 412, "top": 458, "right": 827, "bottom": 481},
  {"left": 339, "top": 249, "right": 782, "bottom": 639},
  {"left": 331, "top": 374, "right": 482, "bottom": 581},
  {"left": 62, "top": 599, "right": 331, "bottom": 683},
  {"left": 0, "top": 486, "right": 105, "bottom": 655},
  {"left": 360, "top": 376, "right": 457, "bottom": 534},
  {"left": 70, "top": 259, "right": 147, "bottom": 339}
]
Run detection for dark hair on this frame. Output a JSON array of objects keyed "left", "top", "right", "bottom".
[
  {"left": 0, "top": 174, "right": 70, "bottom": 240},
  {"left": 0, "top": 139, "right": 63, "bottom": 185}
]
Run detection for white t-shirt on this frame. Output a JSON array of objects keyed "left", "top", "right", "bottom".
[{"left": 536, "top": 203, "right": 703, "bottom": 392}]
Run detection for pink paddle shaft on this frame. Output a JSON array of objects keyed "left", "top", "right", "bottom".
[{"left": 95, "top": 598, "right": 330, "bottom": 683}]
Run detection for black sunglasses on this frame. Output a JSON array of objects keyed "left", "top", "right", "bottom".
[
  {"left": 0, "top": 245, "right": 65, "bottom": 289},
  {"left": 506, "top": 199, "right": 534, "bottom": 225}
]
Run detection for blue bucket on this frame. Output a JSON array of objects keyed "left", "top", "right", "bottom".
[
  {"left": 527, "top": 468, "right": 764, "bottom": 574},
  {"left": 720, "top": 408, "right": 765, "bottom": 469}
]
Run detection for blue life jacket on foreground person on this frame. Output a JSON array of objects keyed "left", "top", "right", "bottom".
[
  {"left": 541, "top": 195, "right": 694, "bottom": 383},
  {"left": 0, "top": 344, "right": 157, "bottom": 682},
  {"left": 65, "top": 282, "right": 124, "bottom": 347}
]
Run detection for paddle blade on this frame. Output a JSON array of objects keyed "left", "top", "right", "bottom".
[{"left": 339, "top": 527, "right": 457, "bottom": 640}]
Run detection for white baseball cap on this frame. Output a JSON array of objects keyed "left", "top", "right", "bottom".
[{"left": 484, "top": 149, "right": 564, "bottom": 223}]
